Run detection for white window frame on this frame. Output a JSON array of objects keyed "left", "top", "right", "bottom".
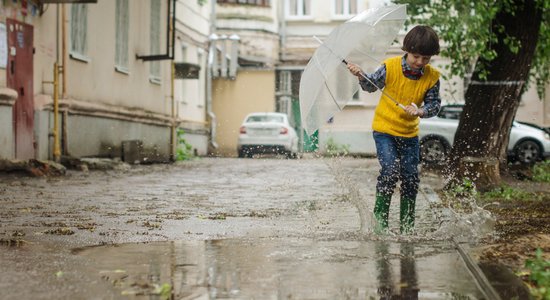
[
  {"left": 115, "top": 0, "right": 130, "bottom": 74},
  {"left": 285, "top": 0, "right": 312, "bottom": 20},
  {"left": 70, "top": 4, "right": 89, "bottom": 62},
  {"left": 149, "top": 0, "right": 161, "bottom": 84},
  {"left": 332, "top": 0, "right": 359, "bottom": 19},
  {"left": 279, "top": 70, "right": 292, "bottom": 95}
]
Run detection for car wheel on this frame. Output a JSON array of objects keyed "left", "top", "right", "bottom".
[
  {"left": 420, "top": 137, "right": 448, "bottom": 164},
  {"left": 514, "top": 140, "right": 541, "bottom": 164},
  {"left": 286, "top": 151, "right": 298, "bottom": 159}
]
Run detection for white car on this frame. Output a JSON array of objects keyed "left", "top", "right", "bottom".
[
  {"left": 419, "top": 105, "right": 550, "bottom": 164},
  {"left": 237, "top": 112, "right": 299, "bottom": 158}
]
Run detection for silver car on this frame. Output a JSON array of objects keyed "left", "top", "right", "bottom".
[
  {"left": 419, "top": 105, "right": 550, "bottom": 164},
  {"left": 237, "top": 112, "right": 299, "bottom": 158}
]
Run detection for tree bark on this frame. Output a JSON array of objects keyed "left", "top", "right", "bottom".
[{"left": 445, "top": 0, "right": 543, "bottom": 190}]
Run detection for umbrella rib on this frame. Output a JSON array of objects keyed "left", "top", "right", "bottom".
[
  {"left": 313, "top": 36, "right": 405, "bottom": 110},
  {"left": 323, "top": 80, "right": 343, "bottom": 111},
  {"left": 358, "top": 73, "right": 405, "bottom": 109}
]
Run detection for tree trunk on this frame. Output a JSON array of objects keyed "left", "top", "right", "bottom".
[{"left": 445, "top": 0, "right": 542, "bottom": 190}]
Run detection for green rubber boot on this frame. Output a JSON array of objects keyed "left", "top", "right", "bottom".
[
  {"left": 400, "top": 196, "right": 416, "bottom": 234},
  {"left": 373, "top": 193, "right": 391, "bottom": 234}
]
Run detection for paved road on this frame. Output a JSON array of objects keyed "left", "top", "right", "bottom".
[{"left": 0, "top": 157, "right": 490, "bottom": 299}]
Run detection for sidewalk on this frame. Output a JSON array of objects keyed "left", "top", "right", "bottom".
[{"left": 0, "top": 157, "right": 496, "bottom": 299}]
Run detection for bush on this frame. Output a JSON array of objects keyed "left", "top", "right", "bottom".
[
  {"left": 176, "top": 129, "right": 194, "bottom": 161},
  {"left": 324, "top": 137, "right": 350, "bottom": 157}
]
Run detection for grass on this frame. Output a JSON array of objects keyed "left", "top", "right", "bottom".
[
  {"left": 533, "top": 161, "right": 550, "bottom": 182},
  {"left": 524, "top": 248, "right": 550, "bottom": 299},
  {"left": 480, "top": 185, "right": 537, "bottom": 201}
]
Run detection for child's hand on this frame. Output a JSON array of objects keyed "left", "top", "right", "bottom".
[
  {"left": 404, "top": 104, "right": 424, "bottom": 117},
  {"left": 347, "top": 63, "right": 364, "bottom": 78}
]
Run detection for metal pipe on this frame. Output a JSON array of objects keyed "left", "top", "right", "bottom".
[
  {"left": 61, "top": 4, "right": 67, "bottom": 99},
  {"left": 61, "top": 4, "right": 68, "bottom": 157},
  {"left": 207, "top": 1, "right": 218, "bottom": 150},
  {"left": 53, "top": 62, "right": 60, "bottom": 162},
  {"left": 170, "top": 62, "right": 176, "bottom": 161}
]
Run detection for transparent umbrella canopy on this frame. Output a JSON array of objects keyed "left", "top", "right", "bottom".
[{"left": 299, "top": 5, "right": 408, "bottom": 135}]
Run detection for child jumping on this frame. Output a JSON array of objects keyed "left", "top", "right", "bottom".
[{"left": 347, "top": 25, "right": 441, "bottom": 234}]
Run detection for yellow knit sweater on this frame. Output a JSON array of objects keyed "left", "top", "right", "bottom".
[{"left": 372, "top": 56, "right": 440, "bottom": 137}]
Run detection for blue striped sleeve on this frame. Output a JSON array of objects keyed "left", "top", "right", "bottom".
[
  {"left": 421, "top": 80, "right": 441, "bottom": 118},
  {"left": 359, "top": 65, "right": 386, "bottom": 93}
]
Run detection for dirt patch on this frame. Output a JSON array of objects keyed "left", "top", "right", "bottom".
[
  {"left": 476, "top": 167, "right": 549, "bottom": 267},
  {"left": 426, "top": 163, "right": 550, "bottom": 272}
]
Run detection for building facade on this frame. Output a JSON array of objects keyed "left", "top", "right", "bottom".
[
  {"left": 211, "top": 0, "right": 280, "bottom": 156},
  {"left": 0, "top": 0, "right": 211, "bottom": 162}
]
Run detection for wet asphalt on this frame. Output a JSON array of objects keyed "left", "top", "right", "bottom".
[{"left": 0, "top": 157, "right": 495, "bottom": 299}]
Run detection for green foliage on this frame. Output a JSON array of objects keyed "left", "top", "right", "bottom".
[
  {"left": 533, "top": 160, "right": 550, "bottom": 182},
  {"left": 524, "top": 248, "right": 550, "bottom": 299},
  {"left": 155, "top": 283, "right": 172, "bottom": 300},
  {"left": 324, "top": 137, "right": 350, "bottom": 157},
  {"left": 395, "top": 0, "right": 550, "bottom": 98},
  {"left": 176, "top": 129, "right": 194, "bottom": 161},
  {"left": 481, "top": 185, "right": 534, "bottom": 201},
  {"left": 444, "top": 178, "right": 477, "bottom": 199}
]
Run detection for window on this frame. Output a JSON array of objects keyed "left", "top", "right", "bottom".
[
  {"left": 217, "top": 0, "right": 271, "bottom": 6},
  {"left": 334, "top": 0, "right": 357, "bottom": 17},
  {"left": 278, "top": 71, "right": 292, "bottom": 95},
  {"left": 286, "top": 0, "right": 311, "bottom": 18},
  {"left": 150, "top": 0, "right": 161, "bottom": 82},
  {"left": 115, "top": 0, "right": 129, "bottom": 73},
  {"left": 70, "top": 4, "right": 88, "bottom": 60}
]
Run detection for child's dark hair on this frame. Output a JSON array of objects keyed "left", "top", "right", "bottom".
[{"left": 402, "top": 25, "right": 440, "bottom": 56}]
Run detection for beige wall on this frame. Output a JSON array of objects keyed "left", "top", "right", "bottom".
[
  {"left": 515, "top": 85, "right": 550, "bottom": 127},
  {"left": 174, "top": 0, "right": 210, "bottom": 124},
  {"left": 212, "top": 70, "right": 275, "bottom": 155}
]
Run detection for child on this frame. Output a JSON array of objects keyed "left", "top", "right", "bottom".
[{"left": 347, "top": 25, "right": 441, "bottom": 234}]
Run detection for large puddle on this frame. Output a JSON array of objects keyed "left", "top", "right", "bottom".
[{"left": 75, "top": 238, "right": 485, "bottom": 299}]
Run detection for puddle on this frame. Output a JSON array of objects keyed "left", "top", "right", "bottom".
[{"left": 75, "top": 238, "right": 486, "bottom": 299}]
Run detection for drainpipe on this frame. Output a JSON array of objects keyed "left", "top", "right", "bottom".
[
  {"left": 279, "top": 0, "right": 286, "bottom": 62},
  {"left": 61, "top": 4, "right": 68, "bottom": 156},
  {"left": 207, "top": 2, "right": 218, "bottom": 150},
  {"left": 170, "top": 62, "right": 176, "bottom": 161},
  {"left": 52, "top": 62, "right": 61, "bottom": 163}
]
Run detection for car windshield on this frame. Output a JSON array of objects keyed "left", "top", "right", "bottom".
[
  {"left": 438, "top": 106, "right": 463, "bottom": 120},
  {"left": 246, "top": 115, "right": 284, "bottom": 123}
]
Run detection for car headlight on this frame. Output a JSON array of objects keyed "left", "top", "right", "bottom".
[{"left": 545, "top": 132, "right": 550, "bottom": 140}]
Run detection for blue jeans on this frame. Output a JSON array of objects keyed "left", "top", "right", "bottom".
[{"left": 373, "top": 131, "right": 420, "bottom": 199}]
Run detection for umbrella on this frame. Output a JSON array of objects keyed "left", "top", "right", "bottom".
[{"left": 299, "top": 5, "right": 408, "bottom": 135}]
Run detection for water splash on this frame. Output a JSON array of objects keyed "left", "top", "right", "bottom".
[
  {"left": 425, "top": 190, "right": 496, "bottom": 243},
  {"left": 325, "top": 157, "right": 377, "bottom": 234}
]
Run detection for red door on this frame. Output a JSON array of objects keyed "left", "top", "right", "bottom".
[{"left": 7, "top": 19, "right": 34, "bottom": 159}]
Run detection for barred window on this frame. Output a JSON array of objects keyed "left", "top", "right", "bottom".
[
  {"left": 115, "top": 0, "right": 129, "bottom": 72},
  {"left": 70, "top": 4, "right": 88, "bottom": 58},
  {"left": 150, "top": 0, "right": 161, "bottom": 82}
]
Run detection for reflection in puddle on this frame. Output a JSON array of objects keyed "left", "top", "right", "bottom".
[{"left": 75, "top": 238, "right": 485, "bottom": 299}]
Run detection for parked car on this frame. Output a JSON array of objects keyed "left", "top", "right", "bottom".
[
  {"left": 237, "top": 112, "right": 299, "bottom": 158},
  {"left": 419, "top": 104, "right": 550, "bottom": 164}
]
